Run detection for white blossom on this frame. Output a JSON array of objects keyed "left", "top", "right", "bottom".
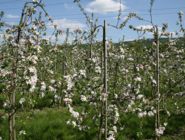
[
  {"left": 95, "top": 66, "right": 101, "bottom": 73},
  {"left": 27, "top": 55, "right": 38, "bottom": 64},
  {"left": 64, "top": 75, "right": 74, "bottom": 91},
  {"left": 48, "top": 70, "right": 54, "bottom": 74},
  {"left": 3, "top": 101, "right": 10, "bottom": 109},
  {"left": 138, "top": 111, "right": 147, "bottom": 118},
  {"left": 114, "top": 94, "right": 118, "bottom": 99},
  {"left": 100, "top": 93, "right": 108, "bottom": 101},
  {"left": 153, "top": 109, "right": 157, "bottom": 114},
  {"left": 50, "top": 79, "right": 56, "bottom": 84},
  {"left": 19, "top": 130, "right": 26, "bottom": 135},
  {"left": 63, "top": 98, "right": 72, "bottom": 104},
  {"left": 114, "top": 106, "right": 119, "bottom": 124},
  {"left": 155, "top": 126, "right": 165, "bottom": 136},
  {"left": 28, "top": 66, "right": 37, "bottom": 74},
  {"left": 134, "top": 77, "right": 142, "bottom": 82},
  {"left": 54, "top": 95, "right": 61, "bottom": 101},
  {"left": 166, "top": 110, "right": 171, "bottom": 116},
  {"left": 120, "top": 47, "right": 125, "bottom": 54},
  {"left": 71, "top": 121, "right": 77, "bottom": 127},
  {"left": 113, "top": 126, "right": 117, "bottom": 133},
  {"left": 147, "top": 111, "right": 154, "bottom": 117},
  {"left": 19, "top": 98, "right": 26, "bottom": 105},
  {"left": 41, "top": 92, "right": 45, "bottom": 98},
  {"left": 118, "top": 54, "right": 125, "bottom": 59},
  {"left": 26, "top": 66, "right": 38, "bottom": 92},
  {"left": 91, "top": 57, "right": 97, "bottom": 63},
  {"left": 66, "top": 120, "right": 70, "bottom": 125},
  {"left": 152, "top": 79, "right": 157, "bottom": 85},
  {"left": 79, "top": 69, "right": 86, "bottom": 77},
  {"left": 80, "top": 95, "right": 87, "bottom": 102},
  {"left": 69, "top": 105, "right": 80, "bottom": 119},
  {"left": 127, "top": 57, "right": 134, "bottom": 61},
  {"left": 48, "top": 86, "right": 56, "bottom": 93},
  {"left": 107, "top": 133, "right": 115, "bottom": 140},
  {"left": 0, "top": 69, "right": 11, "bottom": 77},
  {"left": 136, "top": 94, "right": 144, "bottom": 99},
  {"left": 136, "top": 66, "right": 140, "bottom": 71},
  {"left": 40, "top": 82, "right": 46, "bottom": 91},
  {"left": 164, "top": 122, "right": 168, "bottom": 127}
]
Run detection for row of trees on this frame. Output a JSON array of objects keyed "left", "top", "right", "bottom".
[{"left": 0, "top": 0, "right": 185, "bottom": 139}]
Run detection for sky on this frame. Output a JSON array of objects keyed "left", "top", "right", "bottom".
[{"left": 0, "top": 0, "right": 185, "bottom": 42}]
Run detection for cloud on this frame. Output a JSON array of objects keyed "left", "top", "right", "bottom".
[
  {"left": 85, "top": 0, "right": 126, "bottom": 14},
  {"left": 48, "top": 18, "right": 85, "bottom": 31},
  {"left": 6, "top": 14, "right": 19, "bottom": 19}
]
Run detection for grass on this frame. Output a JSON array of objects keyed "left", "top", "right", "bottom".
[
  {"left": 0, "top": 107, "right": 98, "bottom": 140},
  {"left": 0, "top": 106, "right": 185, "bottom": 140}
]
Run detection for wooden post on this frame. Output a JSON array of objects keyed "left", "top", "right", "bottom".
[
  {"left": 155, "top": 26, "right": 160, "bottom": 140},
  {"left": 98, "top": 20, "right": 108, "bottom": 140},
  {"left": 103, "top": 20, "right": 108, "bottom": 140}
]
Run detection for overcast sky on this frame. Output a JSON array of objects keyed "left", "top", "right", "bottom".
[{"left": 0, "top": 0, "right": 185, "bottom": 42}]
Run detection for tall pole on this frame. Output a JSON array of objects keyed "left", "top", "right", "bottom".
[
  {"left": 155, "top": 26, "right": 160, "bottom": 140},
  {"left": 103, "top": 20, "right": 108, "bottom": 140},
  {"left": 98, "top": 20, "right": 108, "bottom": 140}
]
